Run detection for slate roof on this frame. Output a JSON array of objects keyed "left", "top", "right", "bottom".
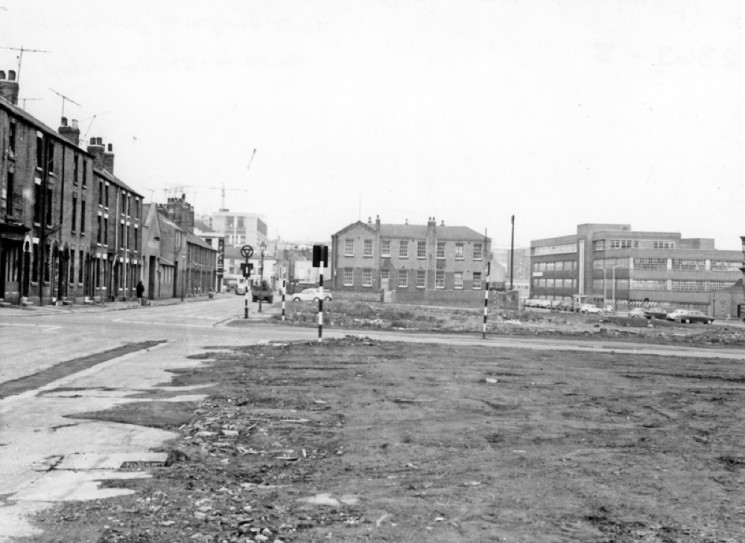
[
  {"left": 186, "top": 232, "right": 216, "bottom": 251},
  {"left": 95, "top": 167, "right": 143, "bottom": 198},
  {"left": 335, "top": 220, "right": 489, "bottom": 242}
]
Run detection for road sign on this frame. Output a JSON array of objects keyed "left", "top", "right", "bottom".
[
  {"left": 280, "top": 266, "right": 287, "bottom": 279},
  {"left": 241, "top": 245, "right": 254, "bottom": 258}
]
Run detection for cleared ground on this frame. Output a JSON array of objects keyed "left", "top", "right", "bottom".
[{"left": 19, "top": 335, "right": 745, "bottom": 543}]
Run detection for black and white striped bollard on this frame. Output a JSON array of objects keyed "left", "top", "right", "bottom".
[{"left": 482, "top": 263, "right": 490, "bottom": 339}]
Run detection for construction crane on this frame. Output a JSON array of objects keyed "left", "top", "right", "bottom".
[
  {"left": 49, "top": 88, "right": 81, "bottom": 118},
  {"left": 0, "top": 45, "right": 50, "bottom": 84}
]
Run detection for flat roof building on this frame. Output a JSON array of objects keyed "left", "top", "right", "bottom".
[{"left": 530, "top": 224, "right": 742, "bottom": 313}]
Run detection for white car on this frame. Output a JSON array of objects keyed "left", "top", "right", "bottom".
[
  {"left": 291, "top": 288, "right": 333, "bottom": 302},
  {"left": 579, "top": 304, "right": 603, "bottom": 314}
]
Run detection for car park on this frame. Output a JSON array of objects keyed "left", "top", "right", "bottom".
[
  {"left": 666, "top": 309, "right": 714, "bottom": 324},
  {"left": 579, "top": 304, "right": 603, "bottom": 314},
  {"left": 291, "top": 288, "right": 333, "bottom": 302}
]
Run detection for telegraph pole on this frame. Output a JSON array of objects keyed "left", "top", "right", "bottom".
[{"left": 510, "top": 215, "right": 515, "bottom": 291}]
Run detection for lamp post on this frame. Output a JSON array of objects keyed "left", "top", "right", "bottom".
[
  {"left": 601, "top": 266, "right": 608, "bottom": 309},
  {"left": 258, "top": 241, "right": 266, "bottom": 312},
  {"left": 611, "top": 264, "right": 623, "bottom": 313}
]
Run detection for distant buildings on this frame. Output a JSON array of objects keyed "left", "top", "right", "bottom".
[
  {"left": 530, "top": 223, "right": 742, "bottom": 314},
  {"left": 208, "top": 210, "right": 268, "bottom": 248},
  {"left": 331, "top": 216, "right": 491, "bottom": 304}
]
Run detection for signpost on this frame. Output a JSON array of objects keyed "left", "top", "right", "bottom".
[
  {"left": 312, "top": 245, "right": 328, "bottom": 341},
  {"left": 280, "top": 266, "right": 287, "bottom": 321},
  {"left": 241, "top": 245, "right": 253, "bottom": 319}
]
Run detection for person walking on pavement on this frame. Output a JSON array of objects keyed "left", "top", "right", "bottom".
[{"left": 136, "top": 280, "right": 145, "bottom": 305}]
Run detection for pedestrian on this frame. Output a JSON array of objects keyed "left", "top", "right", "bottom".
[{"left": 136, "top": 280, "right": 145, "bottom": 305}]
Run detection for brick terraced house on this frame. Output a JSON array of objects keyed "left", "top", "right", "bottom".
[{"left": 0, "top": 68, "right": 142, "bottom": 305}]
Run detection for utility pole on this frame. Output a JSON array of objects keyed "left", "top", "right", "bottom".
[{"left": 510, "top": 215, "right": 515, "bottom": 291}]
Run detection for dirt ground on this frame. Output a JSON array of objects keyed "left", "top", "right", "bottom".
[
  {"left": 275, "top": 300, "right": 745, "bottom": 347},
  {"left": 19, "top": 335, "right": 745, "bottom": 543}
]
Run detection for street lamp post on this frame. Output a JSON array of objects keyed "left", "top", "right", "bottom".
[
  {"left": 611, "top": 264, "right": 623, "bottom": 312},
  {"left": 601, "top": 267, "right": 608, "bottom": 309},
  {"left": 258, "top": 242, "right": 266, "bottom": 313}
]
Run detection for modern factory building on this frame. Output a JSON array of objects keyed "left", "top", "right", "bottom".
[{"left": 530, "top": 223, "right": 742, "bottom": 314}]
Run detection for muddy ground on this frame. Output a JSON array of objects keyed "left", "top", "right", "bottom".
[
  {"left": 273, "top": 300, "right": 745, "bottom": 347},
  {"left": 19, "top": 336, "right": 745, "bottom": 542}
]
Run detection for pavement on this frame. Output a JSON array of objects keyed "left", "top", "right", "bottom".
[{"left": 0, "top": 293, "right": 234, "bottom": 317}]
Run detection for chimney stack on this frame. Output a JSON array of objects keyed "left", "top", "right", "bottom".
[
  {"left": 375, "top": 214, "right": 380, "bottom": 231},
  {"left": 86, "top": 137, "right": 106, "bottom": 169},
  {"left": 58, "top": 116, "right": 81, "bottom": 146},
  {"left": 103, "top": 143, "right": 115, "bottom": 173},
  {"left": 0, "top": 69, "right": 19, "bottom": 106}
]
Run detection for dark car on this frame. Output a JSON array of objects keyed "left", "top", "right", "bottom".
[
  {"left": 643, "top": 307, "right": 673, "bottom": 320},
  {"left": 666, "top": 309, "right": 714, "bottom": 324}
]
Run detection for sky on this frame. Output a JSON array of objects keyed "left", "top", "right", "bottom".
[{"left": 0, "top": 0, "right": 741, "bottom": 249}]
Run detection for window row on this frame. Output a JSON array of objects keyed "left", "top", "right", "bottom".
[
  {"left": 532, "top": 278, "right": 578, "bottom": 289},
  {"left": 97, "top": 179, "right": 141, "bottom": 217},
  {"left": 592, "top": 258, "right": 629, "bottom": 270},
  {"left": 532, "top": 243, "right": 577, "bottom": 256},
  {"left": 591, "top": 279, "right": 630, "bottom": 291},
  {"left": 533, "top": 260, "right": 577, "bottom": 272},
  {"left": 342, "top": 268, "right": 483, "bottom": 290},
  {"left": 8, "top": 127, "right": 90, "bottom": 186},
  {"left": 594, "top": 239, "right": 676, "bottom": 251},
  {"left": 344, "top": 239, "right": 482, "bottom": 260},
  {"left": 629, "top": 279, "right": 737, "bottom": 292},
  {"left": 95, "top": 215, "right": 139, "bottom": 251}
]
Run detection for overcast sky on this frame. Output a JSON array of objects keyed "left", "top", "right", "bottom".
[{"left": 1, "top": 0, "right": 741, "bottom": 249}]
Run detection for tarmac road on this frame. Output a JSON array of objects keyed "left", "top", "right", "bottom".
[{"left": 1, "top": 295, "right": 744, "bottom": 540}]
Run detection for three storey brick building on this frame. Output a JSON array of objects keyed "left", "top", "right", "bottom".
[{"left": 331, "top": 216, "right": 491, "bottom": 304}]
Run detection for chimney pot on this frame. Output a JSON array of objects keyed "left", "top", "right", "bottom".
[
  {"left": 72, "top": 119, "right": 78, "bottom": 129},
  {"left": 0, "top": 68, "right": 19, "bottom": 105},
  {"left": 61, "top": 117, "right": 68, "bottom": 126},
  {"left": 107, "top": 143, "right": 113, "bottom": 152}
]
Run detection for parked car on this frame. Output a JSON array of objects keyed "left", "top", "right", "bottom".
[
  {"left": 628, "top": 307, "right": 646, "bottom": 318},
  {"left": 666, "top": 309, "right": 714, "bottom": 324},
  {"left": 579, "top": 304, "right": 603, "bottom": 314},
  {"left": 291, "top": 288, "right": 333, "bottom": 302},
  {"left": 234, "top": 285, "right": 247, "bottom": 295},
  {"left": 644, "top": 307, "right": 674, "bottom": 320}
]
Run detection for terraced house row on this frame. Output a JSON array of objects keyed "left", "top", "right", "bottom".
[{"left": 0, "top": 69, "right": 216, "bottom": 306}]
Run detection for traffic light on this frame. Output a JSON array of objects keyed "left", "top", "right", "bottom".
[{"left": 313, "top": 245, "right": 328, "bottom": 267}]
